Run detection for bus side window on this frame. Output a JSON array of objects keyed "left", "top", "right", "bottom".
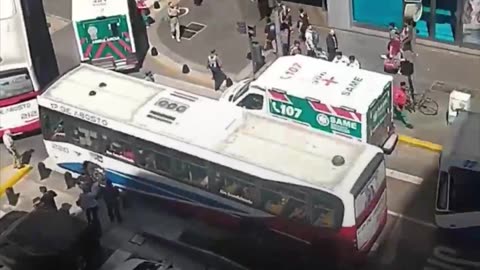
[
  {"left": 261, "top": 189, "right": 288, "bottom": 216},
  {"left": 171, "top": 153, "right": 208, "bottom": 189},
  {"left": 41, "top": 109, "right": 66, "bottom": 142},
  {"left": 214, "top": 171, "right": 256, "bottom": 205},
  {"left": 136, "top": 148, "right": 171, "bottom": 173},
  {"left": 105, "top": 140, "right": 135, "bottom": 163},
  {"left": 311, "top": 197, "right": 336, "bottom": 228},
  {"left": 76, "top": 127, "right": 100, "bottom": 151}
]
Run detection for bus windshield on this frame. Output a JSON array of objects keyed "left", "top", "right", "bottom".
[
  {"left": 448, "top": 166, "right": 480, "bottom": 212},
  {"left": 0, "top": 69, "right": 34, "bottom": 100}
]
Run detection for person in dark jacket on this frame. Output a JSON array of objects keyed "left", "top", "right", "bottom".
[
  {"left": 297, "top": 8, "right": 309, "bottom": 40},
  {"left": 39, "top": 186, "right": 58, "bottom": 210},
  {"left": 102, "top": 180, "right": 122, "bottom": 223},
  {"left": 207, "top": 50, "right": 226, "bottom": 91},
  {"left": 257, "top": 0, "right": 272, "bottom": 20},
  {"left": 326, "top": 28, "right": 338, "bottom": 61}
]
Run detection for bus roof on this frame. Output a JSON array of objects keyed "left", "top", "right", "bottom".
[
  {"left": 39, "top": 64, "right": 382, "bottom": 193},
  {"left": 72, "top": 0, "right": 129, "bottom": 21},
  {"left": 0, "top": 0, "right": 31, "bottom": 71},
  {"left": 443, "top": 111, "right": 480, "bottom": 161},
  {"left": 252, "top": 55, "right": 393, "bottom": 113}
]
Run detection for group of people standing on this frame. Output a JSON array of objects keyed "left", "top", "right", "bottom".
[
  {"left": 262, "top": 5, "right": 359, "bottom": 68},
  {"left": 31, "top": 166, "right": 124, "bottom": 235}
]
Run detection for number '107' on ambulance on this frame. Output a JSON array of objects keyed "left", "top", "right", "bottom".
[{"left": 220, "top": 55, "right": 398, "bottom": 154}]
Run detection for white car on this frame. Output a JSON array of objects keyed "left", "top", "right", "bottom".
[{"left": 114, "top": 258, "right": 180, "bottom": 270}]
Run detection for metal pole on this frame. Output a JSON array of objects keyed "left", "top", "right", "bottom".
[{"left": 272, "top": 3, "right": 283, "bottom": 56}]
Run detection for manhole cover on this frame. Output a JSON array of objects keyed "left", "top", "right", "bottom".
[
  {"left": 181, "top": 29, "right": 197, "bottom": 39},
  {"left": 186, "top": 22, "right": 206, "bottom": 32}
]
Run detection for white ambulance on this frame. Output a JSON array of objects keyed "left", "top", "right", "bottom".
[{"left": 220, "top": 55, "right": 398, "bottom": 154}]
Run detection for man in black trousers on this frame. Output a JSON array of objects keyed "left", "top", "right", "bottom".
[{"left": 326, "top": 28, "right": 339, "bottom": 61}]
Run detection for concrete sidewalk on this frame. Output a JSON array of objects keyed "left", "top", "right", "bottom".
[{"left": 144, "top": 0, "right": 276, "bottom": 87}]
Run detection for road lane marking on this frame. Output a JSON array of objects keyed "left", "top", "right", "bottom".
[
  {"left": 386, "top": 168, "right": 424, "bottom": 185},
  {"left": 387, "top": 210, "right": 437, "bottom": 228}
]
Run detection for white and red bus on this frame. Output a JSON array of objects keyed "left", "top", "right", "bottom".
[
  {"left": 38, "top": 64, "right": 387, "bottom": 265},
  {"left": 0, "top": 0, "right": 59, "bottom": 136}
]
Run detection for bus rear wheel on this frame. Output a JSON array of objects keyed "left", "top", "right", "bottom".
[{"left": 85, "top": 162, "right": 106, "bottom": 184}]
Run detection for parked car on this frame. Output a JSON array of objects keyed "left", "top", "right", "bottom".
[{"left": 114, "top": 258, "right": 180, "bottom": 270}]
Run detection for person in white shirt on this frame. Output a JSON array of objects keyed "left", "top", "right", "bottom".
[
  {"left": 167, "top": 1, "right": 181, "bottom": 42},
  {"left": 332, "top": 52, "right": 349, "bottom": 66},
  {"left": 304, "top": 25, "right": 318, "bottom": 57},
  {"left": 347, "top": 55, "right": 361, "bottom": 69},
  {"left": 77, "top": 186, "right": 100, "bottom": 225},
  {"left": 2, "top": 130, "right": 22, "bottom": 168}
]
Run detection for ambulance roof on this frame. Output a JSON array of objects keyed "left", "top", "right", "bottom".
[
  {"left": 252, "top": 55, "right": 393, "bottom": 114},
  {"left": 39, "top": 64, "right": 381, "bottom": 193},
  {"left": 0, "top": 0, "right": 31, "bottom": 71},
  {"left": 443, "top": 111, "right": 480, "bottom": 161},
  {"left": 72, "top": 0, "right": 129, "bottom": 21}
]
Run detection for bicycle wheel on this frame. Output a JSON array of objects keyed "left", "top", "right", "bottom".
[{"left": 419, "top": 98, "right": 439, "bottom": 116}]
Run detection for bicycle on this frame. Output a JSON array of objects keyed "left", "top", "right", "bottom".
[{"left": 405, "top": 90, "right": 439, "bottom": 116}]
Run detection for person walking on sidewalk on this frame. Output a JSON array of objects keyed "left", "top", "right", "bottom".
[
  {"left": 207, "top": 50, "right": 226, "bottom": 91},
  {"left": 2, "top": 130, "right": 22, "bottom": 169},
  {"left": 77, "top": 186, "right": 100, "bottom": 227},
  {"left": 401, "top": 19, "right": 415, "bottom": 54},
  {"left": 326, "top": 29, "right": 339, "bottom": 61},
  {"left": 297, "top": 8, "right": 309, "bottom": 40},
  {"left": 279, "top": 4, "right": 292, "bottom": 28},
  {"left": 101, "top": 180, "right": 122, "bottom": 223},
  {"left": 305, "top": 25, "right": 319, "bottom": 57},
  {"left": 39, "top": 186, "right": 58, "bottom": 210},
  {"left": 168, "top": 1, "right": 181, "bottom": 42},
  {"left": 264, "top": 18, "right": 277, "bottom": 53},
  {"left": 279, "top": 23, "right": 291, "bottom": 56}
]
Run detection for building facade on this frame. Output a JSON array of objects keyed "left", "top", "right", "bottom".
[{"left": 327, "top": 0, "right": 480, "bottom": 49}]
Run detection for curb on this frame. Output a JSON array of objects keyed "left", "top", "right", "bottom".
[
  {"left": 398, "top": 135, "right": 443, "bottom": 152},
  {"left": 0, "top": 165, "right": 32, "bottom": 196}
]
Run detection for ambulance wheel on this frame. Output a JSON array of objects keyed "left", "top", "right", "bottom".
[{"left": 85, "top": 162, "right": 106, "bottom": 184}]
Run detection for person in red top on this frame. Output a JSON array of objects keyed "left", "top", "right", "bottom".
[
  {"left": 388, "top": 33, "right": 402, "bottom": 59},
  {"left": 393, "top": 82, "right": 413, "bottom": 129}
]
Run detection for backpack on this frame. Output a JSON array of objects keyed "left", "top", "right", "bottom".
[{"left": 383, "top": 58, "right": 399, "bottom": 74}]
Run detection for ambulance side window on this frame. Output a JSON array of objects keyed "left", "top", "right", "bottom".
[{"left": 238, "top": 94, "right": 264, "bottom": 110}]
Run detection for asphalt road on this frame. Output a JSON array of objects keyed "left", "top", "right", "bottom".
[{"left": 42, "top": 0, "right": 71, "bottom": 19}]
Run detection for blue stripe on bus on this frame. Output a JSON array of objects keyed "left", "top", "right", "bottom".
[{"left": 58, "top": 162, "right": 245, "bottom": 213}]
